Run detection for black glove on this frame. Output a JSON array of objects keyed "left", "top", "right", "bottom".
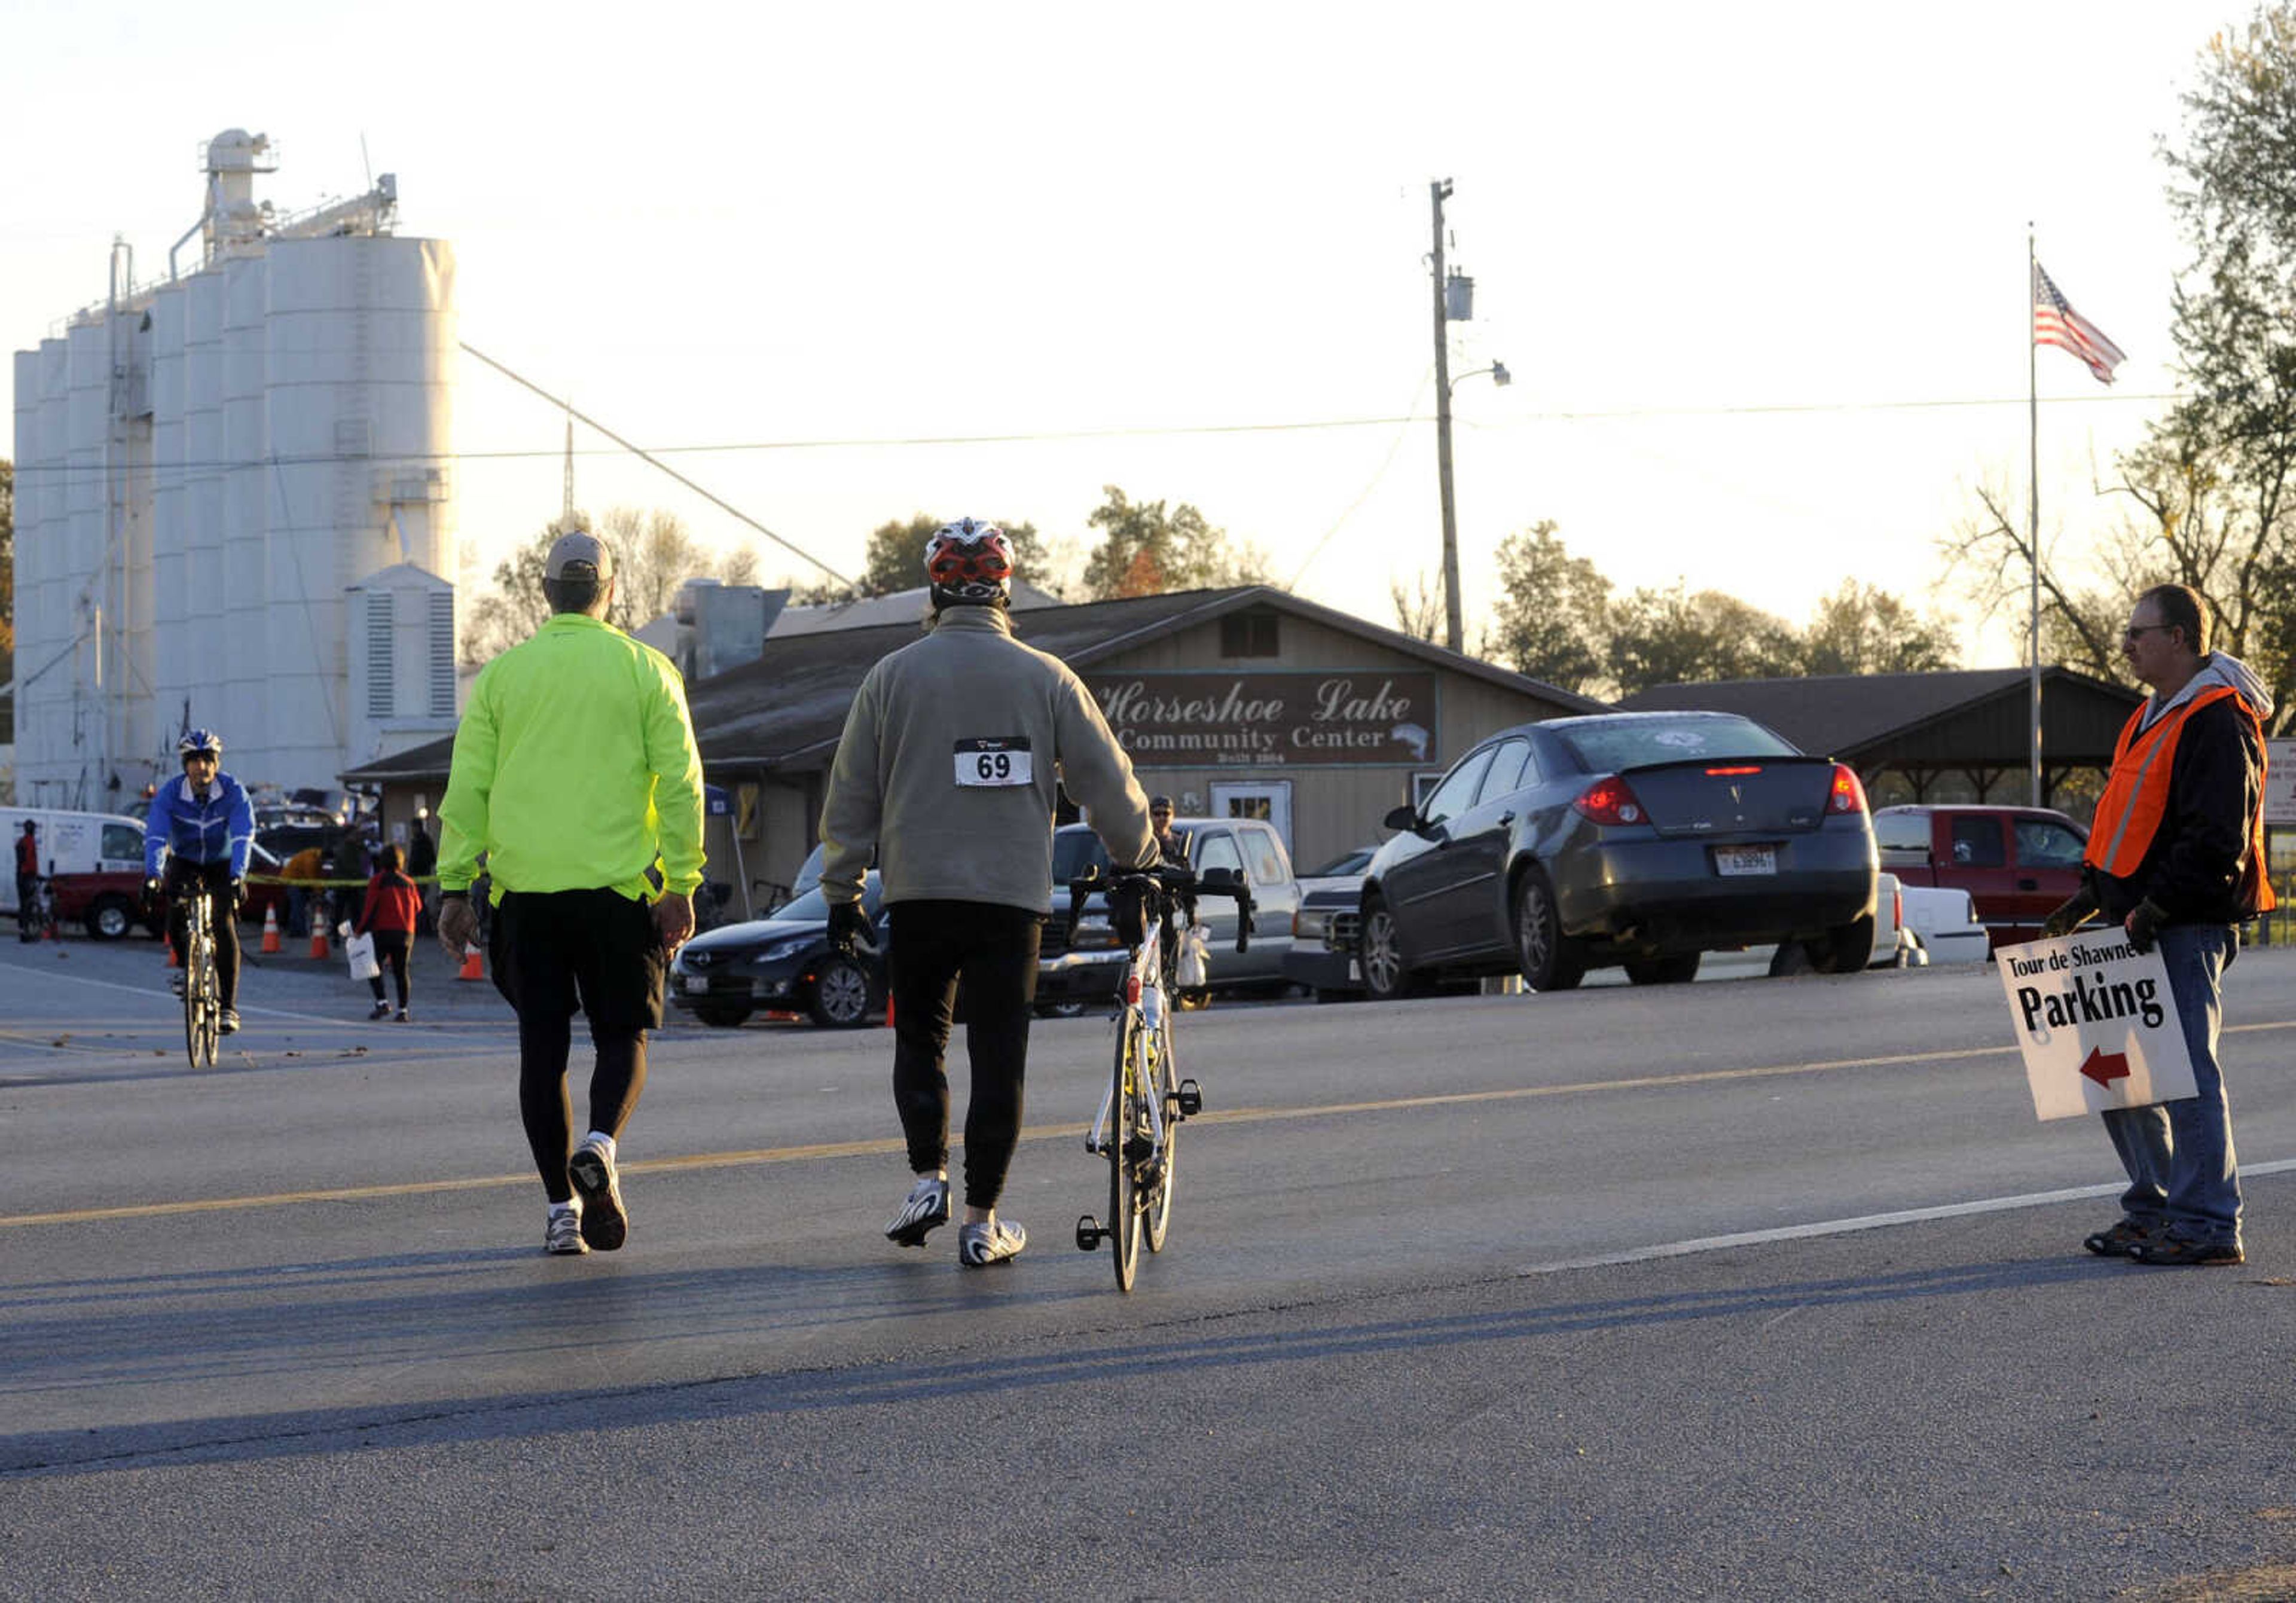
[
  {"left": 2125, "top": 898, "right": 2169, "bottom": 955},
  {"left": 826, "top": 899, "right": 875, "bottom": 958},
  {"left": 230, "top": 878, "right": 246, "bottom": 914},
  {"left": 2042, "top": 887, "right": 2097, "bottom": 939},
  {"left": 1109, "top": 880, "right": 1150, "bottom": 949}
]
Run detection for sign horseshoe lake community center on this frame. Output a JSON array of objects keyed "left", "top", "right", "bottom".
[{"left": 1083, "top": 672, "right": 1439, "bottom": 767}]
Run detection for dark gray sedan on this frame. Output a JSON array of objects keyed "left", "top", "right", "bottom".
[{"left": 1359, "top": 711, "right": 1877, "bottom": 996}]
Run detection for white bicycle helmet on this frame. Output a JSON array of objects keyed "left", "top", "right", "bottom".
[{"left": 923, "top": 518, "right": 1014, "bottom": 605}]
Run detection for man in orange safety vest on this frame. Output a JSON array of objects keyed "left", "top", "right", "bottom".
[{"left": 2044, "top": 582, "right": 2272, "bottom": 1268}]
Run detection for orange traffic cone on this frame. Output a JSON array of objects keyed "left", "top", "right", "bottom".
[
  {"left": 456, "top": 942, "right": 484, "bottom": 982},
  {"left": 308, "top": 922, "right": 330, "bottom": 960},
  {"left": 166, "top": 937, "right": 179, "bottom": 968},
  {"left": 884, "top": 994, "right": 895, "bottom": 1028},
  {"left": 260, "top": 905, "right": 282, "bottom": 954}
]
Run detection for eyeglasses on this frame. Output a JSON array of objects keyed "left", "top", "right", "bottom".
[
  {"left": 183, "top": 752, "right": 218, "bottom": 765},
  {"left": 2122, "top": 623, "right": 2173, "bottom": 644}
]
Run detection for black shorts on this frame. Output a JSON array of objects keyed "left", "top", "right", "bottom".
[{"left": 489, "top": 887, "right": 667, "bottom": 1034}]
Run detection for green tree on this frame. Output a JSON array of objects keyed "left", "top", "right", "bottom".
[
  {"left": 1480, "top": 521, "right": 1613, "bottom": 692},
  {"left": 1605, "top": 583, "right": 1801, "bottom": 695},
  {"left": 460, "top": 506, "right": 757, "bottom": 665},
  {"left": 1798, "top": 579, "right": 1959, "bottom": 675},
  {"left": 1080, "top": 486, "right": 1270, "bottom": 600},
  {"left": 0, "top": 459, "right": 13, "bottom": 674},
  {"left": 1945, "top": 8, "right": 2296, "bottom": 722}
]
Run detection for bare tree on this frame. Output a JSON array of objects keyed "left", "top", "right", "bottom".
[
  {"left": 460, "top": 506, "right": 758, "bottom": 665},
  {"left": 1389, "top": 570, "right": 1443, "bottom": 643}
]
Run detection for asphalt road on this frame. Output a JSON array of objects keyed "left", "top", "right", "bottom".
[{"left": 2, "top": 932, "right": 2292, "bottom": 1601}]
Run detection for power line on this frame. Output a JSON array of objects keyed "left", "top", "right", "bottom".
[
  {"left": 8, "top": 387, "right": 2184, "bottom": 481},
  {"left": 456, "top": 342, "right": 860, "bottom": 593}
]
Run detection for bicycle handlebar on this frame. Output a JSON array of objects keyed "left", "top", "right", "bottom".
[{"left": 1064, "top": 862, "right": 1255, "bottom": 955}]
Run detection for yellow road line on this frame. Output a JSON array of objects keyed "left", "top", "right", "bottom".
[{"left": 7, "top": 1021, "right": 2293, "bottom": 1230}]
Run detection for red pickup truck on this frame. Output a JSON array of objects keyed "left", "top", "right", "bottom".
[
  {"left": 50, "top": 845, "right": 295, "bottom": 941},
  {"left": 1871, "top": 804, "right": 2089, "bottom": 951}
]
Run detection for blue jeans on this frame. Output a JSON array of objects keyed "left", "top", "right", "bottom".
[{"left": 2099, "top": 924, "right": 2241, "bottom": 1245}]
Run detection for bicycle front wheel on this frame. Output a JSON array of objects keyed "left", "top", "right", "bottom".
[
  {"left": 1145, "top": 1013, "right": 1178, "bottom": 1253},
  {"left": 186, "top": 938, "right": 219, "bottom": 1067},
  {"left": 1108, "top": 1010, "right": 1144, "bottom": 1291}
]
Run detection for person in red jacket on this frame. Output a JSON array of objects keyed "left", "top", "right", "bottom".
[{"left": 356, "top": 842, "right": 423, "bottom": 1021}]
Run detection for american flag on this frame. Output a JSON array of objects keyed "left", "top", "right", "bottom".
[{"left": 2033, "top": 262, "right": 2126, "bottom": 384}]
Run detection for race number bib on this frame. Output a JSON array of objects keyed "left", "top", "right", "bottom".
[{"left": 954, "top": 737, "right": 1033, "bottom": 787}]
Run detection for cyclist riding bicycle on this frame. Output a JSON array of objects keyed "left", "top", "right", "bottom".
[
  {"left": 14, "top": 820, "right": 40, "bottom": 943},
  {"left": 145, "top": 728, "right": 255, "bottom": 1034}
]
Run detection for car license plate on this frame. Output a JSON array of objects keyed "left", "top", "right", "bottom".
[{"left": 1714, "top": 845, "right": 1776, "bottom": 877}]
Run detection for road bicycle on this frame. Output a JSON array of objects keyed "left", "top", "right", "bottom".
[
  {"left": 177, "top": 878, "right": 224, "bottom": 1067},
  {"left": 1067, "top": 860, "right": 1254, "bottom": 1291}
]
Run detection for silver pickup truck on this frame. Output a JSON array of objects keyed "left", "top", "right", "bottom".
[{"left": 1037, "top": 816, "right": 1302, "bottom": 1011}]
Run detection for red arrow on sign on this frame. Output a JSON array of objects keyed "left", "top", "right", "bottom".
[{"left": 2080, "top": 1047, "right": 2131, "bottom": 1088}]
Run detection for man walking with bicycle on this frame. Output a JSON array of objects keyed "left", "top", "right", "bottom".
[
  {"left": 144, "top": 729, "right": 256, "bottom": 1034},
  {"left": 819, "top": 518, "right": 1157, "bottom": 1268}
]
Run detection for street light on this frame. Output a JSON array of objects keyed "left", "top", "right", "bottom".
[{"left": 1451, "top": 361, "right": 1511, "bottom": 395}]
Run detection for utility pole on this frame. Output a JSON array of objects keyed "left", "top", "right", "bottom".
[{"left": 1430, "top": 179, "right": 1463, "bottom": 654}]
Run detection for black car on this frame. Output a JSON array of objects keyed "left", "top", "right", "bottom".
[
  {"left": 667, "top": 875, "right": 887, "bottom": 1028},
  {"left": 1358, "top": 711, "right": 1877, "bottom": 996}
]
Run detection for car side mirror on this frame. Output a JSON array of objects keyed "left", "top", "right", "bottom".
[
  {"left": 1383, "top": 804, "right": 1419, "bottom": 832},
  {"left": 1198, "top": 867, "right": 1241, "bottom": 892}
]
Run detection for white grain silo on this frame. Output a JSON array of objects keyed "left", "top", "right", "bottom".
[{"left": 9, "top": 130, "right": 459, "bottom": 807}]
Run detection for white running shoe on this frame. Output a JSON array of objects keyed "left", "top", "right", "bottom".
[
  {"left": 567, "top": 1138, "right": 628, "bottom": 1251},
  {"left": 545, "top": 1208, "right": 588, "bottom": 1256},
  {"left": 219, "top": 1009, "right": 240, "bottom": 1036},
  {"left": 958, "top": 1217, "right": 1025, "bottom": 1268},
  {"left": 886, "top": 1175, "right": 951, "bottom": 1246}
]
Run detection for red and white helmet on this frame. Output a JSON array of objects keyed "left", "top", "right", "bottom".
[{"left": 923, "top": 517, "right": 1014, "bottom": 604}]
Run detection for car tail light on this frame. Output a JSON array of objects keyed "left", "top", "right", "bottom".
[
  {"left": 1574, "top": 775, "right": 1646, "bottom": 826},
  {"left": 1705, "top": 765, "right": 1763, "bottom": 776},
  {"left": 1892, "top": 884, "right": 1904, "bottom": 929},
  {"left": 1828, "top": 764, "right": 1868, "bottom": 815}
]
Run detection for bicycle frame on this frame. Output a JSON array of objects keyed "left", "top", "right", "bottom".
[{"left": 1085, "top": 907, "right": 1171, "bottom": 1163}]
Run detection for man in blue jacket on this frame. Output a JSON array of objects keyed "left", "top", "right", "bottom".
[{"left": 145, "top": 728, "right": 256, "bottom": 1034}]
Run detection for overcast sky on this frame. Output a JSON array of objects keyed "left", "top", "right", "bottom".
[{"left": 2, "top": 1, "right": 2237, "bottom": 665}]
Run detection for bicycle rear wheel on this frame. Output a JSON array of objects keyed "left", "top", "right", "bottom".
[
  {"left": 1145, "top": 1013, "right": 1178, "bottom": 1253},
  {"left": 1108, "top": 1010, "right": 1144, "bottom": 1291}
]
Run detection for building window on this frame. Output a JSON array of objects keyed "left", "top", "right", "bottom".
[
  {"left": 367, "top": 593, "right": 395, "bottom": 717},
  {"left": 1220, "top": 610, "right": 1279, "bottom": 658},
  {"left": 427, "top": 592, "right": 456, "bottom": 717}
]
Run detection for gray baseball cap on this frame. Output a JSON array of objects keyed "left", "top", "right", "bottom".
[{"left": 546, "top": 529, "right": 614, "bottom": 581}]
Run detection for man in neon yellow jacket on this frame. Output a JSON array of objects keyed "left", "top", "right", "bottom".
[{"left": 436, "top": 530, "right": 706, "bottom": 1257}]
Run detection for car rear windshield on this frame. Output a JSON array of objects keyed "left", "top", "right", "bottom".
[
  {"left": 1052, "top": 830, "right": 1113, "bottom": 883},
  {"left": 1554, "top": 715, "right": 1800, "bottom": 773}
]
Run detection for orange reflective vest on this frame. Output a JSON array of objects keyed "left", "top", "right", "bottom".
[{"left": 2084, "top": 684, "right": 2275, "bottom": 911}]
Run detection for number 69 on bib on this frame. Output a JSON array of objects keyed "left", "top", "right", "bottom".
[{"left": 954, "top": 737, "right": 1033, "bottom": 787}]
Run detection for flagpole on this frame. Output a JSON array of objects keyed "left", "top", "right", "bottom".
[{"left": 2028, "top": 226, "right": 2042, "bottom": 808}]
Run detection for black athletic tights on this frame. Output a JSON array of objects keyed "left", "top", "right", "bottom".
[
  {"left": 887, "top": 899, "right": 1043, "bottom": 1210},
  {"left": 492, "top": 888, "right": 665, "bottom": 1204}
]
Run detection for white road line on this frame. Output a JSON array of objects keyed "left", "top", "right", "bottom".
[
  {"left": 1522, "top": 1158, "right": 2296, "bottom": 1273},
  {"left": 0, "top": 958, "right": 415, "bottom": 1028}
]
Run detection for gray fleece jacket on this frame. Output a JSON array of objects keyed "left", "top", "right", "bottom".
[{"left": 817, "top": 605, "right": 1155, "bottom": 915}]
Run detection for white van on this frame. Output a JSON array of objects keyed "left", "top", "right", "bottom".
[{"left": 1, "top": 807, "right": 151, "bottom": 914}]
